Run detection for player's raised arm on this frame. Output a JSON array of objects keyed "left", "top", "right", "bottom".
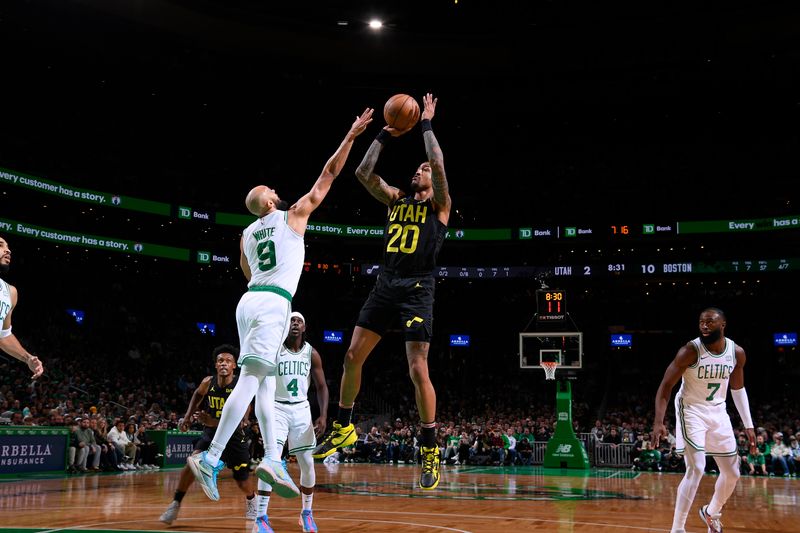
[
  {"left": 354, "top": 123, "right": 407, "bottom": 206},
  {"left": 288, "top": 108, "right": 373, "bottom": 232},
  {"left": 420, "top": 93, "right": 451, "bottom": 224}
]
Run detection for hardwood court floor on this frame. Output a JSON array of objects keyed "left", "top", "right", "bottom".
[{"left": 1, "top": 463, "right": 796, "bottom": 532}]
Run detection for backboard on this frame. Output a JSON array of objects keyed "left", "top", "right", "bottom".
[{"left": 519, "top": 332, "right": 583, "bottom": 369}]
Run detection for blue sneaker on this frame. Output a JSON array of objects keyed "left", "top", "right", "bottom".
[
  {"left": 187, "top": 452, "right": 225, "bottom": 501},
  {"left": 252, "top": 514, "right": 274, "bottom": 533},
  {"left": 255, "top": 458, "right": 300, "bottom": 498},
  {"left": 298, "top": 510, "right": 318, "bottom": 532}
]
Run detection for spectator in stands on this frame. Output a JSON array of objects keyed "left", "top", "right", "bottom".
[
  {"left": 768, "top": 432, "right": 793, "bottom": 476},
  {"left": 488, "top": 427, "right": 505, "bottom": 466},
  {"left": 633, "top": 441, "right": 661, "bottom": 471},
  {"left": 662, "top": 446, "right": 684, "bottom": 473},
  {"left": 443, "top": 428, "right": 459, "bottom": 465},
  {"left": 605, "top": 427, "right": 622, "bottom": 446},
  {"left": 503, "top": 428, "right": 517, "bottom": 466},
  {"left": 590, "top": 420, "right": 604, "bottom": 439},
  {"left": 135, "top": 420, "right": 161, "bottom": 469},
  {"left": 90, "top": 416, "right": 120, "bottom": 471},
  {"left": 74, "top": 416, "right": 101, "bottom": 472},
  {"left": 66, "top": 420, "right": 80, "bottom": 473},
  {"left": 747, "top": 435, "right": 768, "bottom": 475},
  {"left": 631, "top": 432, "right": 645, "bottom": 461},
  {"left": 471, "top": 428, "right": 491, "bottom": 465},
  {"left": 108, "top": 419, "right": 137, "bottom": 470},
  {"left": 789, "top": 435, "right": 800, "bottom": 474},
  {"left": 516, "top": 436, "right": 533, "bottom": 465}
]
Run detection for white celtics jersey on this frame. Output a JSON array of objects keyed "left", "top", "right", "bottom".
[
  {"left": 242, "top": 210, "right": 305, "bottom": 296},
  {"left": 677, "top": 337, "right": 737, "bottom": 407},
  {"left": 0, "top": 279, "right": 12, "bottom": 324},
  {"left": 276, "top": 341, "right": 313, "bottom": 402}
]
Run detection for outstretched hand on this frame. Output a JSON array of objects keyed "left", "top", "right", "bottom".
[
  {"left": 421, "top": 92, "right": 437, "bottom": 121},
  {"left": 28, "top": 356, "right": 43, "bottom": 379},
  {"left": 349, "top": 108, "right": 374, "bottom": 138}
]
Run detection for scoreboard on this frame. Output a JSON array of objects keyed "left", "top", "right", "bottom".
[{"left": 361, "top": 258, "right": 798, "bottom": 279}]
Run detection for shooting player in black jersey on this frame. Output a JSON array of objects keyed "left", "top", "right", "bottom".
[
  {"left": 160, "top": 344, "right": 257, "bottom": 525},
  {"left": 313, "top": 93, "right": 451, "bottom": 490}
]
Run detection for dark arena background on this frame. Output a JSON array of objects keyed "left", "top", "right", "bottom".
[{"left": 1, "top": 1, "right": 798, "bottom": 532}]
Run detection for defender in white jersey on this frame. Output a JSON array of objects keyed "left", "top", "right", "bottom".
[
  {"left": 188, "top": 109, "right": 373, "bottom": 519},
  {"left": 654, "top": 308, "right": 757, "bottom": 533},
  {"left": 257, "top": 311, "right": 328, "bottom": 533},
  {"left": 0, "top": 237, "right": 44, "bottom": 380}
]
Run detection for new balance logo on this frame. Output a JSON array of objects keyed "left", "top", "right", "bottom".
[{"left": 556, "top": 444, "right": 572, "bottom": 454}]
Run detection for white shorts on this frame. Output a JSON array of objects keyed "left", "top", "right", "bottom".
[
  {"left": 675, "top": 395, "right": 737, "bottom": 456},
  {"left": 235, "top": 291, "right": 291, "bottom": 371},
  {"left": 274, "top": 399, "right": 316, "bottom": 455}
]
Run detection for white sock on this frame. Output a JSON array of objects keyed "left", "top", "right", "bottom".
[
  {"left": 707, "top": 454, "right": 740, "bottom": 516},
  {"left": 302, "top": 491, "right": 313, "bottom": 511},
  {"left": 257, "top": 479, "right": 271, "bottom": 516},
  {"left": 671, "top": 446, "right": 705, "bottom": 532}
]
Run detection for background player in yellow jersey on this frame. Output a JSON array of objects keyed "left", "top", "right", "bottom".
[
  {"left": 257, "top": 312, "right": 328, "bottom": 533},
  {"left": 0, "top": 236, "right": 44, "bottom": 380},
  {"left": 160, "top": 345, "right": 256, "bottom": 525},
  {"left": 313, "top": 94, "right": 451, "bottom": 490},
  {"left": 653, "top": 308, "right": 757, "bottom": 533}
]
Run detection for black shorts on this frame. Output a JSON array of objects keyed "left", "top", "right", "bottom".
[
  {"left": 195, "top": 429, "right": 251, "bottom": 481},
  {"left": 356, "top": 272, "right": 435, "bottom": 342}
]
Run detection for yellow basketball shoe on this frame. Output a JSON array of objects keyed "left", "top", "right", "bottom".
[
  {"left": 419, "top": 446, "right": 441, "bottom": 489},
  {"left": 312, "top": 422, "right": 356, "bottom": 459}
]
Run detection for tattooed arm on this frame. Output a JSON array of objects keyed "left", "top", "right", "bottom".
[
  {"left": 355, "top": 133, "right": 403, "bottom": 206},
  {"left": 421, "top": 93, "right": 452, "bottom": 224}
]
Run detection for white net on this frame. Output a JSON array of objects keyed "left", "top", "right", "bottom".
[{"left": 541, "top": 361, "right": 558, "bottom": 380}]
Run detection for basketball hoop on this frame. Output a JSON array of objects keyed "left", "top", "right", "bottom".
[{"left": 541, "top": 361, "right": 558, "bottom": 380}]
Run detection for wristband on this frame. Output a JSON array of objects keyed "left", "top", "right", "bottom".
[
  {"left": 421, "top": 119, "right": 433, "bottom": 133},
  {"left": 375, "top": 129, "right": 392, "bottom": 144},
  {"left": 731, "top": 387, "right": 754, "bottom": 429},
  {"left": 0, "top": 327, "right": 11, "bottom": 338}
]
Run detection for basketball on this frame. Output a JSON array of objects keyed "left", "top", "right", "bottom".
[{"left": 383, "top": 94, "right": 420, "bottom": 131}]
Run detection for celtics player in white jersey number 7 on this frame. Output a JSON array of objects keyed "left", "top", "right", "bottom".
[
  {"left": 0, "top": 237, "right": 44, "bottom": 380},
  {"left": 188, "top": 109, "right": 374, "bottom": 517},
  {"left": 653, "top": 308, "right": 757, "bottom": 533},
  {"left": 256, "top": 311, "right": 328, "bottom": 533}
]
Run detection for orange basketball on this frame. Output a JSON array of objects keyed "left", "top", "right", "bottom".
[{"left": 383, "top": 94, "right": 420, "bottom": 131}]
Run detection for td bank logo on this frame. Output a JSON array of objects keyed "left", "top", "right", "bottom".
[
  {"left": 564, "top": 227, "right": 576, "bottom": 237},
  {"left": 643, "top": 224, "right": 655, "bottom": 234},
  {"left": 178, "top": 206, "right": 192, "bottom": 219},
  {"left": 197, "top": 251, "right": 211, "bottom": 263},
  {"left": 556, "top": 444, "right": 572, "bottom": 454}
]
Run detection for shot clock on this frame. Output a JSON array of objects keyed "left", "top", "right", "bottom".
[{"left": 536, "top": 289, "right": 566, "bottom": 322}]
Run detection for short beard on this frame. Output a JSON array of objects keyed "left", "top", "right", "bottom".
[
  {"left": 276, "top": 200, "right": 289, "bottom": 211},
  {"left": 702, "top": 329, "right": 722, "bottom": 345},
  {"left": 0, "top": 263, "right": 9, "bottom": 275}
]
